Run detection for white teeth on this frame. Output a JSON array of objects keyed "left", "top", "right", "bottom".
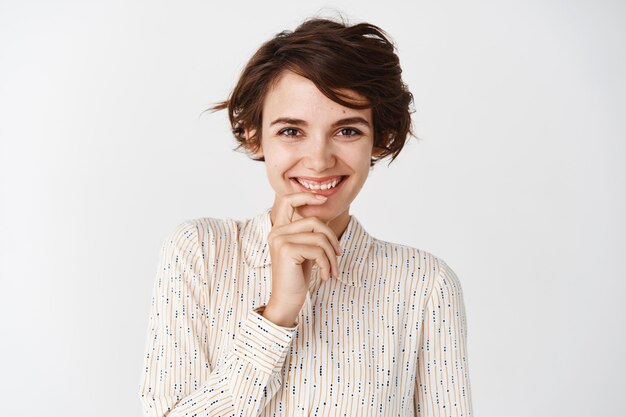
[{"left": 296, "top": 177, "right": 343, "bottom": 190}]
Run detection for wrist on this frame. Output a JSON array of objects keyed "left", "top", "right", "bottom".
[{"left": 262, "top": 302, "right": 300, "bottom": 327}]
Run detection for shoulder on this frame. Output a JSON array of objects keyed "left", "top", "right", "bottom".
[
  {"left": 370, "top": 237, "right": 464, "bottom": 292},
  {"left": 160, "top": 216, "right": 240, "bottom": 253},
  {"left": 370, "top": 236, "right": 440, "bottom": 272}
]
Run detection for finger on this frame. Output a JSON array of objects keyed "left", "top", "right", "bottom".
[
  {"left": 276, "top": 232, "right": 339, "bottom": 278},
  {"left": 273, "top": 193, "right": 328, "bottom": 227},
  {"left": 286, "top": 243, "right": 332, "bottom": 282},
  {"left": 272, "top": 217, "right": 341, "bottom": 256}
]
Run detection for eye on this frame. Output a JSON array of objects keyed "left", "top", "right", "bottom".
[
  {"left": 337, "top": 127, "right": 362, "bottom": 137},
  {"left": 278, "top": 128, "right": 301, "bottom": 138}
]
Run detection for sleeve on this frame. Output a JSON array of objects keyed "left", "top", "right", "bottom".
[
  {"left": 138, "top": 220, "right": 299, "bottom": 417},
  {"left": 414, "top": 259, "right": 473, "bottom": 416}
]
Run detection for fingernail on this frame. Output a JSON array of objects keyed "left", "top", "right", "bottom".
[{"left": 314, "top": 195, "right": 327, "bottom": 200}]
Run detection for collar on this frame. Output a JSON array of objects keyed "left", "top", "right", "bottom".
[{"left": 241, "top": 207, "right": 375, "bottom": 288}]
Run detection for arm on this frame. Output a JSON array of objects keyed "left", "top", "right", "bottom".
[
  {"left": 414, "top": 259, "right": 473, "bottom": 416},
  {"left": 138, "top": 220, "right": 299, "bottom": 417}
]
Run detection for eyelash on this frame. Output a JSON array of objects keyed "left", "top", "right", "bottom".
[{"left": 277, "top": 127, "right": 362, "bottom": 138}]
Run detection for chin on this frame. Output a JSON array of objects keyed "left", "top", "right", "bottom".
[
  {"left": 296, "top": 203, "right": 330, "bottom": 216},
  {"left": 295, "top": 202, "right": 346, "bottom": 223}
]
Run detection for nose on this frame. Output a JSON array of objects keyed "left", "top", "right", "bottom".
[{"left": 302, "top": 133, "right": 336, "bottom": 172}]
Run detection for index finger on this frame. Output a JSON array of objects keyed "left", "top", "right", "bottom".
[{"left": 273, "top": 192, "right": 328, "bottom": 228}]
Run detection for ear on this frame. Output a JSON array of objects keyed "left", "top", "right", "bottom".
[{"left": 245, "top": 128, "right": 263, "bottom": 159}]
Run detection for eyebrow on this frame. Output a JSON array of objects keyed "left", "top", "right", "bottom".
[{"left": 269, "top": 117, "right": 371, "bottom": 129}]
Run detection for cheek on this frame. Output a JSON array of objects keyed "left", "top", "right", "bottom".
[
  {"left": 267, "top": 146, "right": 299, "bottom": 167},
  {"left": 346, "top": 145, "right": 373, "bottom": 171},
  {"left": 264, "top": 148, "right": 296, "bottom": 181}
]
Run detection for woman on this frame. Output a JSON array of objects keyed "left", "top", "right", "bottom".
[{"left": 139, "top": 17, "right": 473, "bottom": 417}]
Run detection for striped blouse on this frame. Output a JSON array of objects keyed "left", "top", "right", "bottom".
[{"left": 138, "top": 207, "right": 473, "bottom": 417}]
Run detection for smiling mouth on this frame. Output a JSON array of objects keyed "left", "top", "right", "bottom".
[
  {"left": 290, "top": 176, "right": 347, "bottom": 191},
  {"left": 290, "top": 175, "right": 349, "bottom": 195}
]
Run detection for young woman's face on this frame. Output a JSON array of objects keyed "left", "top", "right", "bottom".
[{"left": 252, "top": 70, "right": 375, "bottom": 224}]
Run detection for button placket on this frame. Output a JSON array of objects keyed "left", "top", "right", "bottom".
[
  {"left": 304, "top": 265, "right": 319, "bottom": 416},
  {"left": 292, "top": 292, "right": 311, "bottom": 417},
  {"left": 309, "top": 264, "right": 320, "bottom": 294}
]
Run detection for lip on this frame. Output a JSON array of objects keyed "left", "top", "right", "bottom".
[
  {"left": 292, "top": 175, "right": 344, "bottom": 182},
  {"left": 290, "top": 175, "right": 348, "bottom": 197}
]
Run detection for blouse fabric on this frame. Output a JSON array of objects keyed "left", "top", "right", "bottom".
[{"left": 138, "top": 208, "right": 473, "bottom": 417}]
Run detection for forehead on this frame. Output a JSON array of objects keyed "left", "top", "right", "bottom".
[{"left": 262, "top": 71, "right": 371, "bottom": 120}]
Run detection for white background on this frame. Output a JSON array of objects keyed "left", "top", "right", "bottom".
[{"left": 1, "top": 0, "right": 624, "bottom": 415}]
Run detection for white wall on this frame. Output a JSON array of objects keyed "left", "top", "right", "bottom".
[{"left": 1, "top": 0, "right": 624, "bottom": 415}]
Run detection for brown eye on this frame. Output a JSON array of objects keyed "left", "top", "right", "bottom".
[
  {"left": 278, "top": 128, "right": 300, "bottom": 137},
  {"left": 337, "top": 128, "right": 361, "bottom": 137}
]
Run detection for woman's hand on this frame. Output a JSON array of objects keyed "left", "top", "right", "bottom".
[{"left": 262, "top": 192, "right": 341, "bottom": 327}]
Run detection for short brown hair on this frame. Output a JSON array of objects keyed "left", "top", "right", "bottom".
[{"left": 209, "top": 17, "right": 415, "bottom": 166}]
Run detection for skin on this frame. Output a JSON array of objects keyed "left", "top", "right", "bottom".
[{"left": 246, "top": 70, "right": 384, "bottom": 327}]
